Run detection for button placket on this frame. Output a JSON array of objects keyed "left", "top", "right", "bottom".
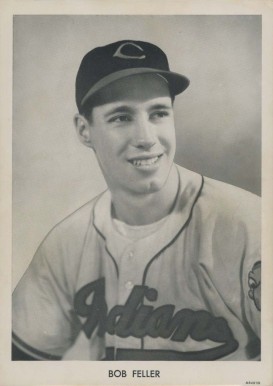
[
  {"left": 115, "top": 246, "right": 143, "bottom": 351},
  {"left": 128, "top": 250, "right": 134, "bottom": 259},
  {"left": 118, "top": 245, "right": 137, "bottom": 303},
  {"left": 125, "top": 280, "right": 134, "bottom": 290}
]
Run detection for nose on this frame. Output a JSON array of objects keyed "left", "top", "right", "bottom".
[{"left": 132, "top": 115, "right": 156, "bottom": 149}]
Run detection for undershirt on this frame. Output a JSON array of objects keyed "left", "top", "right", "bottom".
[
  {"left": 111, "top": 215, "right": 169, "bottom": 263},
  {"left": 112, "top": 214, "right": 169, "bottom": 241}
]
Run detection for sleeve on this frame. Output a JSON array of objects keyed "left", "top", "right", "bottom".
[
  {"left": 12, "top": 227, "right": 81, "bottom": 360},
  {"left": 242, "top": 251, "right": 261, "bottom": 339},
  {"left": 240, "top": 197, "right": 261, "bottom": 339}
]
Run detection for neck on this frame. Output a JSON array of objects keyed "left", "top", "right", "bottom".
[{"left": 110, "top": 164, "right": 180, "bottom": 226}]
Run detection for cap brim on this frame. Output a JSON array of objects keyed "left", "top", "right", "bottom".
[{"left": 81, "top": 67, "right": 190, "bottom": 107}]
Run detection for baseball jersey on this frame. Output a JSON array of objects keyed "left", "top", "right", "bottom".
[{"left": 12, "top": 165, "right": 261, "bottom": 361}]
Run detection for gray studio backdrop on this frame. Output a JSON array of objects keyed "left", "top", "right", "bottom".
[{"left": 13, "top": 15, "right": 261, "bottom": 287}]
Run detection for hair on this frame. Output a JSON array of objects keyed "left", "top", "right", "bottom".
[{"left": 79, "top": 93, "right": 104, "bottom": 123}]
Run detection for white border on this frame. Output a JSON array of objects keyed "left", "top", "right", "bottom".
[{"left": 1, "top": 1, "right": 272, "bottom": 385}]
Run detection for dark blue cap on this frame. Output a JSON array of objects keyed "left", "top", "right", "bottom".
[{"left": 76, "top": 40, "right": 190, "bottom": 112}]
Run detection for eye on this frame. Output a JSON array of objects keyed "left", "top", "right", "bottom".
[
  {"left": 108, "top": 114, "right": 132, "bottom": 123},
  {"left": 150, "top": 111, "right": 170, "bottom": 120}
]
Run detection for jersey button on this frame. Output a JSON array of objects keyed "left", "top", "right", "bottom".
[
  {"left": 125, "top": 281, "right": 134, "bottom": 290},
  {"left": 128, "top": 251, "right": 134, "bottom": 258}
]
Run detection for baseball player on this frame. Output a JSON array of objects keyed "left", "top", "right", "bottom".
[{"left": 12, "top": 40, "right": 261, "bottom": 361}]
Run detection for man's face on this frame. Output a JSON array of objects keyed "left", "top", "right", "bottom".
[{"left": 77, "top": 74, "right": 176, "bottom": 196}]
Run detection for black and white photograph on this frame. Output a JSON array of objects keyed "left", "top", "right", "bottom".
[{"left": 1, "top": 1, "right": 273, "bottom": 385}]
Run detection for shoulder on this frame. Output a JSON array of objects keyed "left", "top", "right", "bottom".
[
  {"left": 36, "top": 191, "right": 107, "bottom": 254},
  {"left": 21, "top": 191, "right": 109, "bottom": 293},
  {"left": 195, "top": 175, "right": 260, "bottom": 255},
  {"left": 200, "top": 175, "right": 260, "bottom": 222},
  {"left": 176, "top": 165, "right": 260, "bottom": 237},
  {"left": 176, "top": 164, "right": 260, "bottom": 215},
  {"left": 202, "top": 175, "right": 260, "bottom": 204}
]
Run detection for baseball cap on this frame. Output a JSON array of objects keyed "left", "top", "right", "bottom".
[{"left": 76, "top": 40, "right": 190, "bottom": 112}]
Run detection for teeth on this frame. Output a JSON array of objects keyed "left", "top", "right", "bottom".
[{"left": 132, "top": 156, "right": 159, "bottom": 167}]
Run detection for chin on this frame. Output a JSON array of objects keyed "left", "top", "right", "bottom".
[{"left": 132, "top": 178, "right": 166, "bottom": 195}]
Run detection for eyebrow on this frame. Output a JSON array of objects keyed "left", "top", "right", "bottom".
[
  {"left": 104, "top": 106, "right": 134, "bottom": 118},
  {"left": 104, "top": 102, "right": 172, "bottom": 119},
  {"left": 148, "top": 103, "right": 172, "bottom": 111}
]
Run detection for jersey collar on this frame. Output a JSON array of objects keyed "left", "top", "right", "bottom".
[{"left": 93, "top": 165, "right": 203, "bottom": 265}]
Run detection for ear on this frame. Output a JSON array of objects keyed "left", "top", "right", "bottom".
[{"left": 74, "top": 114, "right": 94, "bottom": 149}]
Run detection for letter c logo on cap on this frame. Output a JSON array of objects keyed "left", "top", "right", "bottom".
[{"left": 113, "top": 42, "right": 146, "bottom": 60}]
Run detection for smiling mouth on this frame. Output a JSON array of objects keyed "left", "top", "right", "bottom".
[{"left": 129, "top": 154, "right": 163, "bottom": 167}]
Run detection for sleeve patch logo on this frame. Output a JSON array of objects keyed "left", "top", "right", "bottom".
[{"left": 248, "top": 261, "right": 261, "bottom": 311}]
